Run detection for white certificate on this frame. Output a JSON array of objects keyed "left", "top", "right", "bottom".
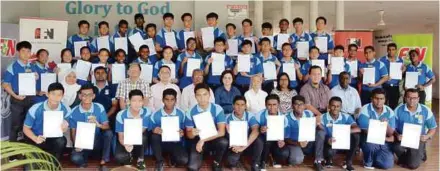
[
  {"left": 347, "top": 61, "right": 358, "bottom": 78},
  {"left": 405, "top": 72, "right": 419, "bottom": 88},
  {"left": 244, "top": 37, "right": 256, "bottom": 54},
  {"left": 276, "top": 34, "right": 290, "bottom": 50},
  {"left": 163, "top": 64, "right": 176, "bottom": 79},
  {"left": 75, "top": 122, "right": 96, "bottom": 150},
  {"left": 90, "top": 63, "right": 105, "bottom": 83},
  {"left": 297, "top": 42, "right": 309, "bottom": 59},
  {"left": 266, "top": 115, "right": 285, "bottom": 141},
  {"left": 18, "top": 73, "right": 36, "bottom": 96},
  {"left": 262, "top": 36, "right": 274, "bottom": 47},
  {"left": 43, "top": 111, "right": 63, "bottom": 138},
  {"left": 311, "top": 59, "right": 326, "bottom": 77},
  {"left": 390, "top": 62, "right": 403, "bottom": 80},
  {"left": 183, "top": 31, "right": 195, "bottom": 48},
  {"left": 114, "top": 37, "right": 128, "bottom": 54},
  {"left": 111, "top": 64, "right": 126, "bottom": 84},
  {"left": 97, "top": 36, "right": 110, "bottom": 51},
  {"left": 401, "top": 123, "right": 422, "bottom": 149},
  {"left": 129, "top": 32, "right": 147, "bottom": 52},
  {"left": 140, "top": 64, "right": 153, "bottom": 83},
  {"left": 229, "top": 121, "right": 248, "bottom": 146},
  {"left": 366, "top": 119, "right": 387, "bottom": 145},
  {"left": 362, "top": 68, "right": 375, "bottom": 85},
  {"left": 193, "top": 112, "right": 218, "bottom": 140},
  {"left": 161, "top": 116, "right": 180, "bottom": 142},
  {"left": 226, "top": 39, "right": 238, "bottom": 56},
  {"left": 144, "top": 38, "right": 157, "bottom": 56},
  {"left": 331, "top": 57, "right": 345, "bottom": 75},
  {"left": 332, "top": 124, "right": 351, "bottom": 150},
  {"left": 74, "top": 41, "right": 87, "bottom": 57},
  {"left": 57, "top": 63, "right": 71, "bottom": 74},
  {"left": 298, "top": 117, "right": 316, "bottom": 142},
  {"left": 165, "top": 32, "right": 178, "bottom": 48},
  {"left": 186, "top": 58, "right": 202, "bottom": 77},
  {"left": 315, "top": 37, "right": 328, "bottom": 53},
  {"left": 211, "top": 53, "right": 225, "bottom": 76},
  {"left": 283, "top": 63, "right": 296, "bottom": 81},
  {"left": 201, "top": 27, "right": 215, "bottom": 48},
  {"left": 124, "top": 119, "right": 143, "bottom": 145},
  {"left": 263, "top": 62, "right": 277, "bottom": 80},
  {"left": 237, "top": 54, "right": 251, "bottom": 72},
  {"left": 41, "top": 73, "right": 56, "bottom": 92}
]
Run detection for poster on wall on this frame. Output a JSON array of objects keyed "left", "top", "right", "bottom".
[
  {"left": 19, "top": 18, "right": 68, "bottom": 63},
  {"left": 227, "top": 5, "right": 248, "bottom": 20},
  {"left": 334, "top": 30, "right": 373, "bottom": 63}
]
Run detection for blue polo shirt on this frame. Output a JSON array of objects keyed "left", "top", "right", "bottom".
[
  {"left": 67, "top": 34, "right": 93, "bottom": 57},
  {"left": 176, "top": 51, "right": 204, "bottom": 89},
  {"left": 310, "top": 31, "right": 334, "bottom": 61},
  {"left": 133, "top": 57, "right": 155, "bottom": 65},
  {"left": 347, "top": 59, "right": 360, "bottom": 87},
  {"left": 406, "top": 62, "right": 435, "bottom": 86},
  {"left": 153, "top": 59, "right": 177, "bottom": 80},
  {"left": 69, "top": 103, "right": 108, "bottom": 134},
  {"left": 155, "top": 28, "right": 178, "bottom": 48},
  {"left": 24, "top": 100, "right": 71, "bottom": 136},
  {"left": 184, "top": 103, "right": 226, "bottom": 128},
  {"left": 255, "top": 109, "right": 287, "bottom": 127},
  {"left": 394, "top": 104, "right": 437, "bottom": 135},
  {"left": 214, "top": 86, "right": 241, "bottom": 114},
  {"left": 93, "top": 82, "right": 117, "bottom": 113},
  {"left": 329, "top": 61, "right": 351, "bottom": 89},
  {"left": 33, "top": 62, "right": 52, "bottom": 103},
  {"left": 150, "top": 107, "right": 186, "bottom": 131},
  {"left": 321, "top": 112, "right": 356, "bottom": 138},
  {"left": 226, "top": 111, "right": 259, "bottom": 134},
  {"left": 285, "top": 110, "right": 314, "bottom": 141},
  {"left": 115, "top": 107, "right": 152, "bottom": 133},
  {"left": 128, "top": 27, "right": 147, "bottom": 39},
  {"left": 235, "top": 54, "right": 264, "bottom": 86},
  {"left": 2, "top": 59, "right": 37, "bottom": 94},
  {"left": 237, "top": 34, "right": 258, "bottom": 54},
  {"left": 205, "top": 53, "right": 234, "bottom": 86},
  {"left": 258, "top": 52, "right": 279, "bottom": 83},
  {"left": 379, "top": 55, "right": 404, "bottom": 86},
  {"left": 359, "top": 59, "right": 388, "bottom": 92},
  {"left": 289, "top": 32, "right": 314, "bottom": 58},
  {"left": 90, "top": 35, "right": 115, "bottom": 54},
  {"left": 273, "top": 34, "right": 290, "bottom": 60},
  {"left": 176, "top": 29, "right": 194, "bottom": 51},
  {"left": 279, "top": 57, "right": 300, "bottom": 88},
  {"left": 357, "top": 103, "right": 396, "bottom": 130},
  {"left": 212, "top": 27, "right": 226, "bottom": 40}
]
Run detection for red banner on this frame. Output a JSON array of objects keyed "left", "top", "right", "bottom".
[{"left": 334, "top": 30, "right": 373, "bottom": 63}]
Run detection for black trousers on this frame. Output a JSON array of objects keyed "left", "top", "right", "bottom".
[
  {"left": 187, "top": 137, "right": 228, "bottom": 171},
  {"left": 361, "top": 90, "right": 372, "bottom": 106},
  {"left": 383, "top": 84, "right": 400, "bottom": 109},
  {"left": 419, "top": 90, "right": 426, "bottom": 105},
  {"left": 226, "top": 136, "right": 264, "bottom": 168},
  {"left": 259, "top": 135, "right": 286, "bottom": 165},
  {"left": 25, "top": 136, "right": 66, "bottom": 160},
  {"left": 114, "top": 132, "right": 148, "bottom": 165},
  {"left": 324, "top": 133, "right": 360, "bottom": 165},
  {"left": 10, "top": 96, "right": 34, "bottom": 142},
  {"left": 150, "top": 134, "right": 188, "bottom": 166},
  {"left": 392, "top": 141, "right": 426, "bottom": 170}
]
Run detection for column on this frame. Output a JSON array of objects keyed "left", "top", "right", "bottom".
[
  {"left": 309, "top": 0, "right": 318, "bottom": 32},
  {"left": 254, "top": 1, "right": 263, "bottom": 37},
  {"left": 336, "top": 0, "right": 344, "bottom": 30},
  {"left": 283, "top": 0, "right": 292, "bottom": 33}
]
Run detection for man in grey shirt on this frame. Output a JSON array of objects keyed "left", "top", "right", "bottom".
[{"left": 300, "top": 65, "right": 332, "bottom": 116}]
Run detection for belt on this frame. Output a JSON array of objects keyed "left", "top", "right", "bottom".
[{"left": 385, "top": 84, "right": 399, "bottom": 87}]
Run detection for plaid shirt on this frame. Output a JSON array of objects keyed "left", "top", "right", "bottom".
[{"left": 116, "top": 78, "right": 152, "bottom": 102}]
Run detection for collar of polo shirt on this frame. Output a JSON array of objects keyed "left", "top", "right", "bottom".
[
  {"left": 232, "top": 111, "right": 247, "bottom": 121},
  {"left": 404, "top": 103, "right": 422, "bottom": 115},
  {"left": 43, "top": 100, "right": 62, "bottom": 111},
  {"left": 326, "top": 112, "right": 343, "bottom": 123},
  {"left": 128, "top": 107, "right": 145, "bottom": 119},
  {"left": 289, "top": 110, "right": 309, "bottom": 121},
  {"left": 161, "top": 107, "right": 177, "bottom": 117},
  {"left": 79, "top": 103, "right": 94, "bottom": 114},
  {"left": 196, "top": 103, "right": 212, "bottom": 113}
]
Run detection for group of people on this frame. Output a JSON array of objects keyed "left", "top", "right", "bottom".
[{"left": 1, "top": 11, "right": 437, "bottom": 171}]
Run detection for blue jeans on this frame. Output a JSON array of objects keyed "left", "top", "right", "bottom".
[
  {"left": 361, "top": 142, "right": 394, "bottom": 169},
  {"left": 71, "top": 129, "right": 113, "bottom": 167}
]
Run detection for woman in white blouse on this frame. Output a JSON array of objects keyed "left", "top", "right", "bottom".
[
  {"left": 244, "top": 75, "right": 268, "bottom": 114},
  {"left": 59, "top": 69, "right": 81, "bottom": 148},
  {"left": 271, "top": 73, "right": 297, "bottom": 113}
]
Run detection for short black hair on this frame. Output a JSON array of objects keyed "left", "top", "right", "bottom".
[
  {"left": 134, "top": 13, "right": 144, "bottom": 20},
  {"left": 78, "top": 20, "right": 90, "bottom": 28},
  {"left": 146, "top": 23, "right": 157, "bottom": 30},
  {"left": 194, "top": 83, "right": 210, "bottom": 94},
  {"left": 291, "top": 95, "right": 305, "bottom": 104},
  {"left": 226, "top": 23, "right": 236, "bottom": 30},
  {"left": 404, "top": 88, "right": 419, "bottom": 98},
  {"left": 80, "top": 46, "right": 90, "bottom": 54},
  {"left": 242, "top": 18, "right": 253, "bottom": 26},
  {"left": 338, "top": 71, "right": 350, "bottom": 82},
  {"left": 16, "top": 41, "right": 32, "bottom": 51},
  {"left": 162, "top": 46, "right": 174, "bottom": 55},
  {"left": 259, "top": 37, "right": 271, "bottom": 46},
  {"left": 371, "top": 88, "right": 386, "bottom": 98},
  {"left": 220, "top": 70, "right": 235, "bottom": 85},
  {"left": 186, "top": 37, "right": 196, "bottom": 46},
  {"left": 364, "top": 46, "right": 375, "bottom": 52},
  {"left": 276, "top": 73, "right": 292, "bottom": 91},
  {"left": 98, "top": 48, "right": 110, "bottom": 56},
  {"left": 265, "top": 94, "right": 280, "bottom": 104},
  {"left": 206, "top": 12, "right": 219, "bottom": 20},
  {"left": 98, "top": 21, "right": 109, "bottom": 28},
  {"left": 129, "top": 89, "right": 144, "bottom": 99},
  {"left": 214, "top": 37, "right": 226, "bottom": 45},
  {"left": 262, "top": 22, "right": 272, "bottom": 29},
  {"left": 348, "top": 44, "right": 358, "bottom": 50},
  {"left": 409, "top": 49, "right": 419, "bottom": 57},
  {"left": 329, "top": 96, "right": 342, "bottom": 105},
  {"left": 115, "top": 48, "right": 126, "bottom": 56},
  {"left": 181, "top": 13, "right": 192, "bottom": 21},
  {"left": 94, "top": 66, "right": 107, "bottom": 74},
  {"left": 163, "top": 12, "right": 174, "bottom": 20},
  {"left": 233, "top": 96, "right": 247, "bottom": 104},
  {"left": 334, "top": 45, "right": 345, "bottom": 52},
  {"left": 48, "top": 82, "right": 64, "bottom": 94},
  {"left": 309, "top": 65, "right": 322, "bottom": 74},
  {"left": 36, "top": 49, "right": 49, "bottom": 57},
  {"left": 387, "top": 43, "right": 397, "bottom": 50},
  {"left": 282, "top": 43, "right": 291, "bottom": 49},
  {"left": 60, "top": 48, "right": 72, "bottom": 61},
  {"left": 79, "top": 83, "right": 95, "bottom": 94},
  {"left": 118, "top": 20, "right": 129, "bottom": 27},
  {"left": 293, "top": 17, "right": 303, "bottom": 24},
  {"left": 139, "top": 45, "right": 149, "bottom": 52},
  {"left": 309, "top": 46, "right": 320, "bottom": 53},
  {"left": 279, "top": 18, "right": 289, "bottom": 25},
  {"left": 316, "top": 16, "right": 327, "bottom": 24},
  {"left": 241, "top": 39, "right": 253, "bottom": 47},
  {"left": 163, "top": 88, "right": 177, "bottom": 99}
]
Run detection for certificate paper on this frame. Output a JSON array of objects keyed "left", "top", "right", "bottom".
[
  {"left": 115, "top": 37, "right": 128, "bottom": 54},
  {"left": 311, "top": 59, "right": 326, "bottom": 77},
  {"left": 347, "top": 61, "right": 358, "bottom": 78},
  {"left": 366, "top": 119, "right": 387, "bottom": 145},
  {"left": 186, "top": 58, "right": 202, "bottom": 77},
  {"left": 124, "top": 119, "right": 143, "bottom": 145},
  {"left": 389, "top": 62, "right": 403, "bottom": 80},
  {"left": 401, "top": 123, "right": 422, "bottom": 149},
  {"left": 74, "top": 41, "right": 87, "bottom": 57},
  {"left": 193, "top": 112, "right": 218, "bottom": 140},
  {"left": 165, "top": 32, "right": 178, "bottom": 48},
  {"left": 266, "top": 115, "right": 285, "bottom": 141},
  {"left": 237, "top": 54, "right": 251, "bottom": 72},
  {"left": 97, "top": 36, "right": 110, "bottom": 51},
  {"left": 297, "top": 42, "right": 309, "bottom": 59},
  {"left": 330, "top": 57, "right": 345, "bottom": 75},
  {"left": 43, "top": 111, "right": 64, "bottom": 138},
  {"left": 161, "top": 117, "right": 180, "bottom": 142},
  {"left": 211, "top": 53, "right": 225, "bottom": 76},
  {"left": 298, "top": 117, "right": 316, "bottom": 142},
  {"left": 19, "top": 73, "right": 36, "bottom": 96},
  {"left": 111, "top": 64, "right": 126, "bottom": 83},
  {"left": 226, "top": 39, "right": 238, "bottom": 56},
  {"left": 75, "top": 122, "right": 96, "bottom": 150},
  {"left": 229, "top": 121, "right": 248, "bottom": 146},
  {"left": 201, "top": 27, "right": 215, "bottom": 48},
  {"left": 129, "top": 32, "right": 147, "bottom": 52},
  {"left": 276, "top": 34, "right": 289, "bottom": 50},
  {"left": 283, "top": 63, "right": 296, "bottom": 81},
  {"left": 41, "top": 73, "right": 57, "bottom": 92},
  {"left": 140, "top": 64, "right": 153, "bottom": 83},
  {"left": 405, "top": 72, "right": 418, "bottom": 88},
  {"left": 332, "top": 124, "right": 351, "bottom": 150},
  {"left": 145, "top": 38, "right": 157, "bottom": 56},
  {"left": 363, "top": 68, "right": 376, "bottom": 85},
  {"left": 315, "top": 37, "right": 328, "bottom": 53},
  {"left": 75, "top": 60, "right": 92, "bottom": 81},
  {"left": 263, "top": 62, "right": 277, "bottom": 80},
  {"left": 183, "top": 31, "right": 195, "bottom": 48}
]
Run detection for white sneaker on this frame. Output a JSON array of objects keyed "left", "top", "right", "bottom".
[
  {"left": 364, "top": 165, "right": 375, "bottom": 170},
  {"left": 273, "top": 164, "right": 282, "bottom": 168}
]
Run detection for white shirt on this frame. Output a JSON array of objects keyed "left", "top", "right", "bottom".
[
  {"left": 331, "top": 85, "right": 362, "bottom": 115},
  {"left": 180, "top": 84, "right": 215, "bottom": 112},
  {"left": 244, "top": 89, "right": 268, "bottom": 114},
  {"left": 150, "top": 81, "right": 181, "bottom": 112}
]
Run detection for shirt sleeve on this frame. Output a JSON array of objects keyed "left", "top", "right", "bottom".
[
  {"left": 346, "top": 114, "right": 355, "bottom": 125},
  {"left": 98, "top": 104, "right": 109, "bottom": 124},
  {"left": 358, "top": 107, "right": 370, "bottom": 129},
  {"left": 184, "top": 110, "right": 195, "bottom": 128},
  {"left": 379, "top": 62, "right": 388, "bottom": 77},
  {"left": 425, "top": 66, "right": 435, "bottom": 79},
  {"left": 155, "top": 33, "right": 166, "bottom": 48},
  {"left": 215, "top": 106, "right": 226, "bottom": 124},
  {"left": 425, "top": 109, "right": 437, "bottom": 129},
  {"left": 24, "top": 112, "right": 35, "bottom": 128},
  {"left": 327, "top": 34, "right": 334, "bottom": 50},
  {"left": 115, "top": 112, "right": 124, "bottom": 132},
  {"left": 2, "top": 63, "right": 14, "bottom": 84}
]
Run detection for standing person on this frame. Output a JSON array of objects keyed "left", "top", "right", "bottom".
[
  {"left": 155, "top": 13, "right": 179, "bottom": 52},
  {"left": 234, "top": 40, "right": 263, "bottom": 94},
  {"left": 152, "top": 46, "right": 178, "bottom": 84},
  {"left": 214, "top": 70, "right": 241, "bottom": 114},
  {"left": 176, "top": 38, "right": 204, "bottom": 89},
  {"left": 289, "top": 17, "right": 314, "bottom": 59},
  {"left": 90, "top": 21, "right": 114, "bottom": 58},
  {"left": 197, "top": 12, "right": 226, "bottom": 52},
  {"left": 310, "top": 16, "right": 335, "bottom": 61},
  {"left": 278, "top": 43, "right": 303, "bottom": 91},
  {"left": 33, "top": 49, "right": 52, "bottom": 103},
  {"left": 238, "top": 19, "right": 258, "bottom": 54},
  {"left": 258, "top": 37, "right": 281, "bottom": 93},
  {"left": 128, "top": 13, "right": 147, "bottom": 39},
  {"left": 204, "top": 37, "right": 234, "bottom": 90},
  {"left": 328, "top": 45, "right": 351, "bottom": 89},
  {"left": 379, "top": 43, "right": 404, "bottom": 109},
  {"left": 346, "top": 44, "right": 360, "bottom": 89},
  {"left": 404, "top": 49, "right": 436, "bottom": 104},
  {"left": 177, "top": 13, "right": 194, "bottom": 52},
  {"left": 359, "top": 46, "right": 389, "bottom": 105},
  {"left": 93, "top": 66, "right": 118, "bottom": 129},
  {"left": 67, "top": 20, "right": 93, "bottom": 57},
  {"left": 273, "top": 19, "right": 290, "bottom": 60},
  {"left": 271, "top": 73, "right": 297, "bottom": 114}
]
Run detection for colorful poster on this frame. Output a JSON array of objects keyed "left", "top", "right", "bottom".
[{"left": 334, "top": 30, "right": 374, "bottom": 63}]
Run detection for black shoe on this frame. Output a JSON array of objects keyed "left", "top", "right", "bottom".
[
  {"left": 212, "top": 161, "right": 222, "bottom": 171},
  {"left": 155, "top": 162, "right": 164, "bottom": 171},
  {"left": 325, "top": 160, "right": 333, "bottom": 168},
  {"left": 99, "top": 164, "right": 109, "bottom": 171},
  {"left": 314, "top": 162, "right": 324, "bottom": 171},
  {"left": 136, "top": 161, "right": 146, "bottom": 170},
  {"left": 251, "top": 164, "right": 259, "bottom": 171},
  {"left": 260, "top": 162, "right": 267, "bottom": 170},
  {"left": 342, "top": 162, "right": 355, "bottom": 171}
]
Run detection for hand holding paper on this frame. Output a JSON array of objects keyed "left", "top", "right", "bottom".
[
  {"left": 332, "top": 124, "right": 351, "bottom": 150},
  {"left": 366, "top": 119, "right": 387, "bottom": 145},
  {"left": 193, "top": 112, "right": 218, "bottom": 140},
  {"left": 19, "top": 73, "right": 36, "bottom": 96},
  {"left": 298, "top": 117, "right": 316, "bottom": 142},
  {"left": 75, "top": 122, "right": 96, "bottom": 150},
  {"left": 43, "top": 111, "right": 64, "bottom": 138},
  {"left": 401, "top": 123, "right": 422, "bottom": 149},
  {"left": 124, "top": 119, "right": 143, "bottom": 145},
  {"left": 161, "top": 116, "right": 180, "bottom": 142},
  {"left": 266, "top": 115, "right": 285, "bottom": 141}
]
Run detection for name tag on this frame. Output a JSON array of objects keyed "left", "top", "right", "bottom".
[
  {"left": 105, "top": 89, "right": 109, "bottom": 95},
  {"left": 418, "top": 115, "right": 424, "bottom": 124},
  {"left": 327, "top": 123, "right": 332, "bottom": 127}
]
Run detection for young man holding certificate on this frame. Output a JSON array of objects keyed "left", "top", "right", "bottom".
[
  {"left": 176, "top": 38, "right": 204, "bottom": 89},
  {"left": 273, "top": 19, "right": 290, "bottom": 60},
  {"left": 404, "top": 50, "right": 436, "bottom": 104},
  {"left": 150, "top": 89, "right": 188, "bottom": 171},
  {"left": 114, "top": 89, "right": 151, "bottom": 169},
  {"left": 328, "top": 45, "right": 351, "bottom": 89},
  {"left": 357, "top": 88, "right": 395, "bottom": 169},
  {"left": 128, "top": 13, "right": 147, "bottom": 39},
  {"left": 198, "top": 12, "right": 227, "bottom": 52},
  {"left": 278, "top": 43, "right": 303, "bottom": 90},
  {"left": 234, "top": 40, "right": 263, "bottom": 94},
  {"left": 392, "top": 88, "right": 437, "bottom": 170},
  {"left": 379, "top": 43, "right": 404, "bottom": 109},
  {"left": 185, "top": 83, "right": 228, "bottom": 171},
  {"left": 258, "top": 37, "right": 281, "bottom": 93},
  {"left": 66, "top": 20, "right": 93, "bottom": 57},
  {"left": 319, "top": 97, "right": 360, "bottom": 171},
  {"left": 237, "top": 19, "right": 258, "bottom": 55},
  {"left": 155, "top": 13, "right": 179, "bottom": 51},
  {"left": 33, "top": 49, "right": 53, "bottom": 103},
  {"left": 23, "top": 83, "right": 70, "bottom": 160},
  {"left": 359, "top": 46, "right": 389, "bottom": 105},
  {"left": 225, "top": 96, "right": 262, "bottom": 171},
  {"left": 204, "top": 37, "right": 234, "bottom": 90},
  {"left": 90, "top": 21, "right": 114, "bottom": 57},
  {"left": 133, "top": 45, "right": 157, "bottom": 65},
  {"left": 177, "top": 13, "right": 194, "bottom": 52},
  {"left": 69, "top": 84, "right": 112, "bottom": 169},
  {"left": 310, "top": 16, "right": 335, "bottom": 61},
  {"left": 289, "top": 17, "right": 314, "bottom": 59}
]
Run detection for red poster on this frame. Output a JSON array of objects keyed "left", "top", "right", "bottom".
[{"left": 334, "top": 30, "right": 373, "bottom": 63}]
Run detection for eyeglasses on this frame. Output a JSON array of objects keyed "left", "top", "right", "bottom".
[
  {"left": 406, "top": 97, "right": 419, "bottom": 101},
  {"left": 81, "top": 93, "right": 94, "bottom": 97},
  {"left": 293, "top": 103, "right": 304, "bottom": 106}
]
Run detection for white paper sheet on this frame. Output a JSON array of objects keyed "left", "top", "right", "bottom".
[
  {"left": 262, "top": 36, "right": 274, "bottom": 47},
  {"left": 140, "top": 64, "right": 153, "bottom": 83},
  {"left": 405, "top": 72, "right": 418, "bottom": 88},
  {"left": 201, "top": 27, "right": 215, "bottom": 48},
  {"left": 129, "top": 32, "right": 147, "bottom": 52},
  {"left": 43, "top": 111, "right": 63, "bottom": 138},
  {"left": 347, "top": 61, "right": 358, "bottom": 78},
  {"left": 297, "top": 42, "right": 309, "bottom": 59},
  {"left": 332, "top": 124, "right": 351, "bottom": 150},
  {"left": 311, "top": 59, "right": 326, "bottom": 77},
  {"left": 211, "top": 53, "right": 225, "bottom": 76},
  {"left": 362, "top": 68, "right": 375, "bottom": 85},
  {"left": 366, "top": 119, "right": 387, "bottom": 145},
  {"left": 124, "top": 119, "right": 143, "bottom": 145},
  {"left": 266, "top": 115, "right": 285, "bottom": 141},
  {"left": 390, "top": 62, "right": 403, "bottom": 80},
  {"left": 315, "top": 37, "right": 328, "bottom": 53},
  {"left": 74, "top": 41, "right": 87, "bottom": 57},
  {"left": 57, "top": 63, "right": 71, "bottom": 74},
  {"left": 229, "top": 121, "right": 248, "bottom": 146},
  {"left": 41, "top": 73, "right": 56, "bottom": 92},
  {"left": 18, "top": 73, "right": 36, "bottom": 96},
  {"left": 331, "top": 57, "right": 345, "bottom": 75},
  {"left": 97, "top": 36, "right": 110, "bottom": 51},
  {"left": 283, "top": 63, "right": 296, "bottom": 81},
  {"left": 165, "top": 32, "right": 178, "bottom": 48},
  {"left": 111, "top": 64, "right": 126, "bottom": 84},
  {"left": 186, "top": 58, "right": 202, "bottom": 77},
  {"left": 183, "top": 31, "right": 195, "bottom": 48},
  {"left": 298, "top": 117, "right": 316, "bottom": 142},
  {"left": 244, "top": 37, "right": 256, "bottom": 54},
  {"left": 226, "top": 39, "right": 239, "bottom": 56},
  {"left": 237, "top": 54, "right": 251, "bottom": 72},
  {"left": 144, "top": 38, "right": 157, "bottom": 56},
  {"left": 401, "top": 123, "right": 422, "bottom": 149},
  {"left": 263, "top": 62, "right": 277, "bottom": 80},
  {"left": 161, "top": 116, "right": 180, "bottom": 142},
  {"left": 90, "top": 63, "right": 105, "bottom": 83},
  {"left": 163, "top": 64, "right": 176, "bottom": 79},
  {"left": 74, "top": 122, "right": 96, "bottom": 150},
  {"left": 114, "top": 37, "right": 128, "bottom": 54},
  {"left": 193, "top": 112, "right": 218, "bottom": 140},
  {"left": 276, "top": 34, "right": 290, "bottom": 50}
]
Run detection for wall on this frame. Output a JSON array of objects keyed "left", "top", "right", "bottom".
[{"left": 1, "top": 1, "right": 41, "bottom": 23}]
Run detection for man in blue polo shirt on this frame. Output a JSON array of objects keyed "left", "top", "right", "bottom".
[
  {"left": 150, "top": 88, "right": 188, "bottom": 171},
  {"left": 311, "top": 16, "right": 335, "bottom": 61},
  {"left": 69, "top": 84, "right": 113, "bottom": 169},
  {"left": 128, "top": 13, "right": 147, "bottom": 39},
  {"left": 23, "top": 83, "right": 70, "bottom": 161},
  {"left": 237, "top": 19, "right": 258, "bottom": 55},
  {"left": 198, "top": 12, "right": 226, "bottom": 52},
  {"left": 319, "top": 96, "right": 360, "bottom": 171},
  {"left": 33, "top": 49, "right": 52, "bottom": 103},
  {"left": 177, "top": 13, "right": 193, "bottom": 51},
  {"left": 204, "top": 37, "right": 234, "bottom": 90},
  {"left": 328, "top": 45, "right": 351, "bottom": 89},
  {"left": 176, "top": 38, "right": 204, "bottom": 89},
  {"left": 379, "top": 43, "right": 404, "bottom": 109},
  {"left": 405, "top": 49, "right": 436, "bottom": 104},
  {"left": 359, "top": 46, "right": 389, "bottom": 105},
  {"left": 225, "top": 96, "right": 262, "bottom": 171},
  {"left": 357, "top": 88, "right": 395, "bottom": 170},
  {"left": 93, "top": 66, "right": 118, "bottom": 129},
  {"left": 185, "top": 83, "right": 228, "bottom": 171},
  {"left": 133, "top": 45, "right": 157, "bottom": 65},
  {"left": 392, "top": 88, "right": 437, "bottom": 170},
  {"left": 90, "top": 21, "right": 114, "bottom": 59},
  {"left": 155, "top": 13, "right": 179, "bottom": 51},
  {"left": 67, "top": 20, "right": 93, "bottom": 57},
  {"left": 258, "top": 37, "right": 281, "bottom": 93},
  {"left": 289, "top": 17, "right": 314, "bottom": 59},
  {"left": 234, "top": 40, "right": 264, "bottom": 94}
]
